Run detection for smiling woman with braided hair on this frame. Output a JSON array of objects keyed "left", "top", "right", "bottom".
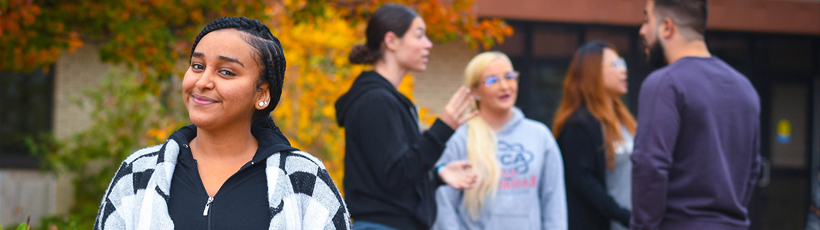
[{"left": 94, "top": 17, "right": 350, "bottom": 230}]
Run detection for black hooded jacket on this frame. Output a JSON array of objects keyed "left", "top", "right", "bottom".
[
  {"left": 335, "top": 71, "right": 454, "bottom": 229},
  {"left": 167, "top": 124, "right": 299, "bottom": 230}
]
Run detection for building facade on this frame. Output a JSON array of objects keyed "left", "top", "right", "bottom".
[
  {"left": 414, "top": 0, "right": 820, "bottom": 229},
  {"left": 1, "top": 0, "right": 818, "bottom": 228}
]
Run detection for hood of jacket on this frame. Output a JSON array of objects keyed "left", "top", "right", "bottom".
[
  {"left": 169, "top": 124, "right": 298, "bottom": 161},
  {"left": 496, "top": 106, "right": 527, "bottom": 135},
  {"left": 334, "top": 70, "right": 414, "bottom": 127}
]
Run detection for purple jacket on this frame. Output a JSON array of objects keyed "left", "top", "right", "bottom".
[{"left": 630, "top": 57, "right": 761, "bottom": 230}]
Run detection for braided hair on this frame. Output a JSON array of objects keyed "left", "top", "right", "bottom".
[{"left": 190, "top": 16, "right": 285, "bottom": 129}]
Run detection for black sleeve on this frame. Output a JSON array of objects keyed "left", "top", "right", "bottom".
[
  {"left": 346, "top": 90, "right": 455, "bottom": 193},
  {"left": 558, "top": 121, "right": 631, "bottom": 227}
]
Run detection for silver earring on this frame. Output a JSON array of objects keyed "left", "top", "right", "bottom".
[{"left": 258, "top": 101, "right": 266, "bottom": 107}]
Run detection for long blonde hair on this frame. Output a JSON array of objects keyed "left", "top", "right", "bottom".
[{"left": 461, "top": 51, "right": 512, "bottom": 220}]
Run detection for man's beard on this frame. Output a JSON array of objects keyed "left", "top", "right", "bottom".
[{"left": 646, "top": 39, "right": 668, "bottom": 68}]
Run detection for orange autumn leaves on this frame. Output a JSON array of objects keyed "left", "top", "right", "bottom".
[
  {"left": 1, "top": 0, "right": 273, "bottom": 90},
  {"left": 266, "top": 0, "right": 512, "bottom": 187},
  {"left": 0, "top": 0, "right": 82, "bottom": 72},
  {"left": 2, "top": 0, "right": 512, "bottom": 190}
]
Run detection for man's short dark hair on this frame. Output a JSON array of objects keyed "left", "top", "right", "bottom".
[{"left": 654, "top": 0, "right": 709, "bottom": 37}]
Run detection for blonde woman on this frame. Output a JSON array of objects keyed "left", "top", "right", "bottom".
[{"left": 432, "top": 51, "right": 567, "bottom": 230}]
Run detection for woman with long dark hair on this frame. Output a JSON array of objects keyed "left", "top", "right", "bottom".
[
  {"left": 553, "top": 41, "right": 637, "bottom": 230},
  {"left": 95, "top": 17, "right": 349, "bottom": 230},
  {"left": 335, "top": 3, "right": 477, "bottom": 230}
]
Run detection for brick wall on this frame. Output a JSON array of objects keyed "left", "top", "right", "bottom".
[
  {"left": 413, "top": 41, "right": 478, "bottom": 114},
  {"left": 50, "top": 45, "right": 112, "bottom": 216},
  {"left": 53, "top": 45, "right": 112, "bottom": 139},
  {"left": 0, "top": 45, "right": 108, "bottom": 227}
]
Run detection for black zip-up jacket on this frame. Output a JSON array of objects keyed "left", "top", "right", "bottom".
[
  {"left": 556, "top": 106, "right": 631, "bottom": 230},
  {"left": 94, "top": 124, "right": 351, "bottom": 230},
  {"left": 167, "top": 125, "right": 296, "bottom": 230},
  {"left": 335, "top": 71, "right": 454, "bottom": 230}
]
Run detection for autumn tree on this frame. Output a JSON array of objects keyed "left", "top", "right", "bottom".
[{"left": 2, "top": 0, "right": 512, "bottom": 228}]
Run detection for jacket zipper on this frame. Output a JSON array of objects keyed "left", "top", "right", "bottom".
[
  {"left": 195, "top": 157, "right": 258, "bottom": 229},
  {"left": 203, "top": 196, "right": 214, "bottom": 216},
  {"left": 203, "top": 196, "right": 213, "bottom": 230}
]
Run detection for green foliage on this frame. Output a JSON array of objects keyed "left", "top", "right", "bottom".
[
  {"left": 27, "top": 69, "right": 187, "bottom": 229},
  {"left": 7, "top": 1, "right": 512, "bottom": 229},
  {"left": 32, "top": 216, "right": 82, "bottom": 230},
  {"left": 1, "top": 216, "right": 30, "bottom": 230},
  {"left": 1, "top": 0, "right": 272, "bottom": 88}
]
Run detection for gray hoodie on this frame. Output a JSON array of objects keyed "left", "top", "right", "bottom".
[{"left": 432, "top": 107, "right": 568, "bottom": 230}]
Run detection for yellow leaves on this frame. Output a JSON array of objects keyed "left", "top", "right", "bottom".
[
  {"left": 285, "top": 0, "right": 308, "bottom": 10},
  {"left": 266, "top": 4, "right": 366, "bottom": 191},
  {"left": 139, "top": 111, "right": 186, "bottom": 146},
  {"left": 284, "top": 15, "right": 357, "bottom": 55},
  {"left": 322, "top": 104, "right": 335, "bottom": 118},
  {"left": 418, "top": 107, "right": 438, "bottom": 127},
  {"left": 4, "top": 0, "right": 512, "bottom": 196},
  {"left": 398, "top": 74, "right": 416, "bottom": 103},
  {"left": 261, "top": 0, "right": 512, "bottom": 192},
  {"left": 145, "top": 127, "right": 169, "bottom": 146}
]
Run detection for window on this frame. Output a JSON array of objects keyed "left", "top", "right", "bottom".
[
  {"left": 0, "top": 67, "right": 54, "bottom": 168},
  {"left": 707, "top": 34, "right": 751, "bottom": 76},
  {"left": 586, "top": 27, "right": 632, "bottom": 57},
  {"left": 493, "top": 22, "right": 642, "bottom": 127},
  {"left": 757, "top": 37, "right": 814, "bottom": 73},
  {"left": 532, "top": 26, "right": 578, "bottom": 59},
  {"left": 493, "top": 21, "right": 526, "bottom": 58}
]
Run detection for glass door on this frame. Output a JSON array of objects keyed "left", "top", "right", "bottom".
[{"left": 749, "top": 81, "right": 812, "bottom": 230}]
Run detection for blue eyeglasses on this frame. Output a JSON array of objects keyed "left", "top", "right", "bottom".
[
  {"left": 612, "top": 57, "right": 627, "bottom": 71},
  {"left": 481, "top": 72, "right": 519, "bottom": 87}
]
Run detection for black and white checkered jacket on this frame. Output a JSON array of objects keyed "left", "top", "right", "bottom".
[{"left": 94, "top": 126, "right": 350, "bottom": 230}]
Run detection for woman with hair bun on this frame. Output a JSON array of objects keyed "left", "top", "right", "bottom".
[
  {"left": 335, "top": 3, "right": 478, "bottom": 230},
  {"left": 94, "top": 16, "right": 350, "bottom": 230}
]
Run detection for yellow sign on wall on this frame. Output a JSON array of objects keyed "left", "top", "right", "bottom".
[{"left": 776, "top": 119, "right": 792, "bottom": 144}]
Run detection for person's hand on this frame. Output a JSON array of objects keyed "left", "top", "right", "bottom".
[
  {"left": 439, "top": 86, "right": 479, "bottom": 130},
  {"left": 439, "top": 160, "right": 477, "bottom": 190}
]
